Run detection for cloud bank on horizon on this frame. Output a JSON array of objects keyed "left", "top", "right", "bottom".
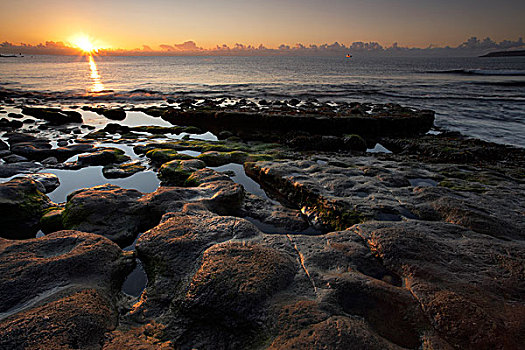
[{"left": 1, "top": 37, "right": 524, "bottom": 57}]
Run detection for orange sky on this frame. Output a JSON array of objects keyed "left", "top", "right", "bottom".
[{"left": 1, "top": 0, "right": 524, "bottom": 50}]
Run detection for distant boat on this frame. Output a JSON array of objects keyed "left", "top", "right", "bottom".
[
  {"left": 0, "top": 54, "right": 23, "bottom": 58},
  {"left": 346, "top": 54, "right": 352, "bottom": 58}
]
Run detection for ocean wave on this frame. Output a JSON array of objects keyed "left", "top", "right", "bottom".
[
  {"left": 427, "top": 69, "right": 525, "bottom": 76},
  {"left": 470, "top": 81, "right": 525, "bottom": 87}
]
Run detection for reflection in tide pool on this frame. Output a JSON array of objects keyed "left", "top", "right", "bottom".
[
  {"left": 210, "top": 163, "right": 277, "bottom": 203},
  {"left": 41, "top": 166, "right": 160, "bottom": 203}
]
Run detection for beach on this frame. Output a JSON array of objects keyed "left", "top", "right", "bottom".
[{"left": 0, "top": 58, "right": 524, "bottom": 349}]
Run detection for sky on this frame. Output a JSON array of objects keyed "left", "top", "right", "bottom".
[{"left": 1, "top": 0, "right": 524, "bottom": 50}]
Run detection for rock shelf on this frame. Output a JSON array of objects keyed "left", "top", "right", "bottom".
[{"left": 0, "top": 100, "right": 523, "bottom": 349}]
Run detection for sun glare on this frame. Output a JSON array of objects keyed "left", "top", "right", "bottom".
[{"left": 71, "top": 35, "right": 99, "bottom": 54}]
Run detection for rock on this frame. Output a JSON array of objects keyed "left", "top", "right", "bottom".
[
  {"left": 180, "top": 242, "right": 296, "bottom": 329},
  {"left": 145, "top": 148, "right": 194, "bottom": 164},
  {"left": 0, "top": 231, "right": 134, "bottom": 349},
  {"left": 103, "top": 161, "right": 146, "bottom": 179},
  {"left": 352, "top": 221, "right": 525, "bottom": 349},
  {"left": 0, "top": 161, "right": 43, "bottom": 177},
  {"left": 161, "top": 105, "right": 434, "bottom": 141},
  {"left": 238, "top": 193, "right": 311, "bottom": 233},
  {"left": 197, "top": 150, "right": 248, "bottom": 166},
  {"left": 104, "top": 123, "right": 130, "bottom": 134},
  {"left": 179, "top": 159, "right": 206, "bottom": 172},
  {"left": 7, "top": 132, "right": 95, "bottom": 161},
  {"left": 343, "top": 134, "right": 367, "bottom": 151},
  {"left": 57, "top": 140, "right": 68, "bottom": 147},
  {"left": 132, "top": 209, "right": 263, "bottom": 345},
  {"left": 77, "top": 147, "right": 130, "bottom": 166},
  {"left": 2, "top": 154, "right": 28, "bottom": 163},
  {"left": 268, "top": 300, "right": 407, "bottom": 350},
  {"left": 7, "top": 113, "right": 23, "bottom": 119},
  {"left": 0, "top": 177, "right": 52, "bottom": 239},
  {"left": 40, "top": 208, "right": 65, "bottom": 233},
  {"left": 19, "top": 172, "right": 60, "bottom": 193},
  {"left": 0, "top": 118, "right": 23, "bottom": 129},
  {"left": 0, "top": 139, "right": 7, "bottom": 150},
  {"left": 158, "top": 160, "right": 198, "bottom": 186},
  {"left": 103, "top": 321, "right": 173, "bottom": 349},
  {"left": 103, "top": 109, "right": 126, "bottom": 121},
  {"left": 41, "top": 156, "right": 58, "bottom": 165},
  {"left": 21, "top": 107, "right": 83, "bottom": 124},
  {"left": 62, "top": 184, "right": 152, "bottom": 247}
]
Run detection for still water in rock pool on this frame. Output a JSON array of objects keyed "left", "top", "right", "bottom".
[{"left": 41, "top": 167, "right": 160, "bottom": 203}]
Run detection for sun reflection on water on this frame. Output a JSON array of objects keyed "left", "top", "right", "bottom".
[{"left": 88, "top": 55, "right": 104, "bottom": 93}]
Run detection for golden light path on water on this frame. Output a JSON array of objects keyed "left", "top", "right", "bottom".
[{"left": 88, "top": 55, "right": 104, "bottom": 92}]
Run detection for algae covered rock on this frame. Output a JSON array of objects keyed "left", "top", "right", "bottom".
[
  {"left": 103, "top": 161, "right": 146, "bottom": 179},
  {"left": 0, "top": 177, "right": 53, "bottom": 239},
  {"left": 40, "top": 207, "right": 65, "bottom": 234},
  {"left": 77, "top": 147, "right": 130, "bottom": 166},
  {"left": 197, "top": 150, "right": 248, "bottom": 166},
  {"left": 158, "top": 159, "right": 204, "bottom": 186},
  {"left": 145, "top": 148, "right": 194, "bottom": 164}
]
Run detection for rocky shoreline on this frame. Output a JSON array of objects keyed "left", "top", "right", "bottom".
[{"left": 0, "top": 96, "right": 524, "bottom": 349}]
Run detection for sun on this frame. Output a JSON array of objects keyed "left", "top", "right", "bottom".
[{"left": 70, "top": 34, "right": 99, "bottom": 54}]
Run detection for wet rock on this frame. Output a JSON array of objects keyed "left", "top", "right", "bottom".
[
  {"left": 158, "top": 160, "right": 199, "bottom": 186},
  {"left": 7, "top": 113, "right": 23, "bottom": 119},
  {"left": 40, "top": 207, "right": 65, "bottom": 234},
  {"left": 103, "top": 109, "right": 126, "bottom": 121},
  {"left": 0, "top": 161, "right": 43, "bottom": 177},
  {"left": 104, "top": 123, "right": 131, "bottom": 134},
  {"left": 0, "top": 118, "right": 23, "bottom": 129},
  {"left": 0, "top": 139, "right": 7, "bottom": 150},
  {"left": 145, "top": 148, "right": 194, "bottom": 164},
  {"left": 162, "top": 106, "right": 434, "bottom": 141},
  {"left": 197, "top": 150, "right": 248, "bottom": 166},
  {"left": 8, "top": 132, "right": 94, "bottom": 161},
  {"left": 2, "top": 154, "right": 28, "bottom": 163},
  {"left": 77, "top": 147, "right": 130, "bottom": 166},
  {"left": 381, "top": 132, "right": 525, "bottom": 171},
  {"left": 21, "top": 107, "right": 83, "bottom": 124},
  {"left": 103, "top": 161, "right": 146, "bottom": 179},
  {"left": 0, "top": 177, "right": 52, "bottom": 239},
  {"left": 41, "top": 156, "right": 58, "bottom": 165},
  {"left": 0, "top": 231, "right": 134, "bottom": 349},
  {"left": 20, "top": 172, "right": 60, "bottom": 193}
]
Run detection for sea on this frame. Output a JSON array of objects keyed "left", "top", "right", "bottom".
[{"left": 1, "top": 55, "right": 524, "bottom": 147}]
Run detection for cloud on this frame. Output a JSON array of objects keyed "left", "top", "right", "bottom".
[
  {"left": 1, "top": 36, "right": 523, "bottom": 57},
  {"left": 173, "top": 41, "right": 201, "bottom": 51}
]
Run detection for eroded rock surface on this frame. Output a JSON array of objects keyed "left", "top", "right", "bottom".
[{"left": 0, "top": 231, "right": 134, "bottom": 349}]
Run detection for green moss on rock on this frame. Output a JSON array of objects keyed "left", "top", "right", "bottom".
[{"left": 158, "top": 160, "right": 199, "bottom": 186}]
